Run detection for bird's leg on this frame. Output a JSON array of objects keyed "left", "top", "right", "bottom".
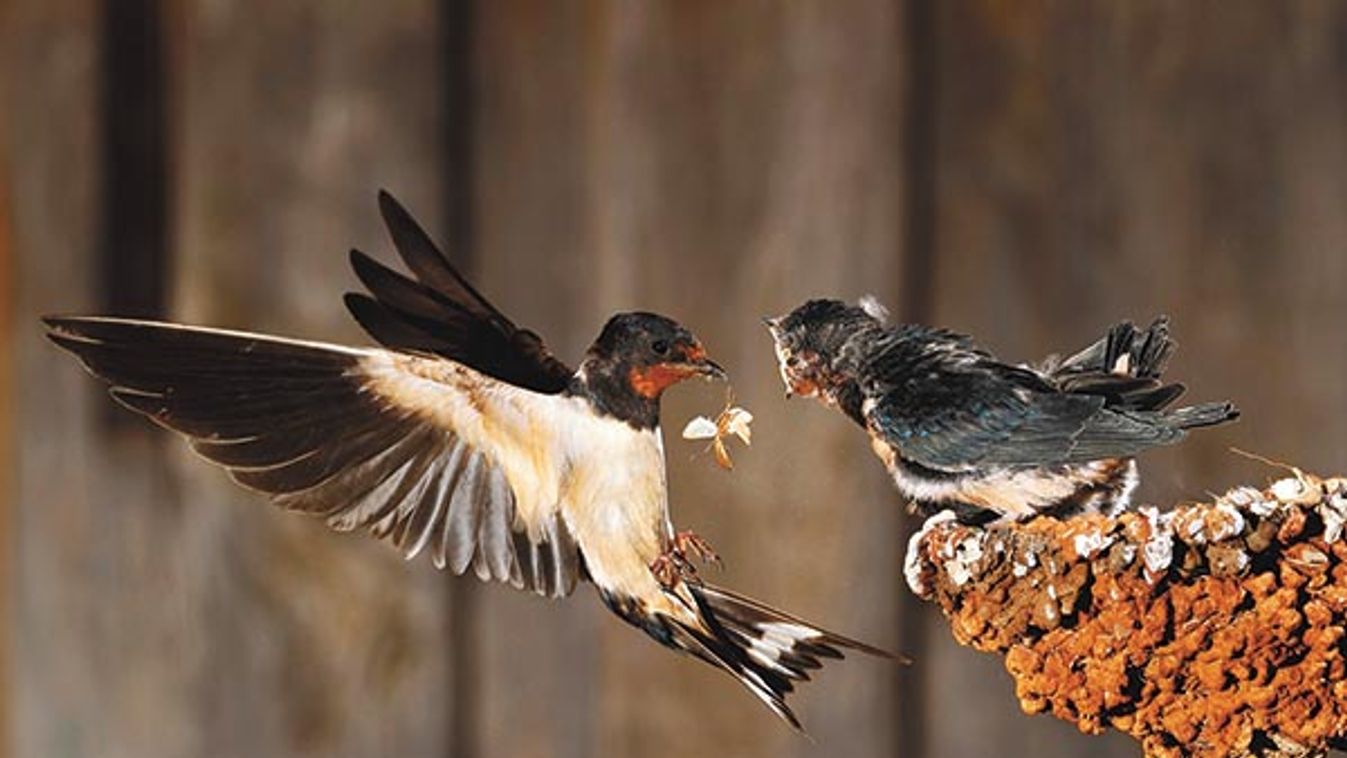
[
  {"left": 650, "top": 530, "right": 722, "bottom": 588},
  {"left": 650, "top": 552, "right": 687, "bottom": 588},
  {"left": 672, "top": 530, "right": 722, "bottom": 569}
]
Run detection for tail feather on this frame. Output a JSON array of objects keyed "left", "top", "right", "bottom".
[
  {"left": 671, "top": 583, "right": 893, "bottom": 731},
  {"left": 1049, "top": 316, "right": 1194, "bottom": 413},
  {"left": 1058, "top": 316, "right": 1174, "bottom": 379}
]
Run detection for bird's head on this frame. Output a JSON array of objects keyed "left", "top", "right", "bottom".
[
  {"left": 584, "top": 312, "right": 726, "bottom": 402},
  {"left": 765, "top": 297, "right": 887, "bottom": 406}
]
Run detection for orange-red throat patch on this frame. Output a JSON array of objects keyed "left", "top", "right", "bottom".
[{"left": 629, "top": 363, "right": 697, "bottom": 399}]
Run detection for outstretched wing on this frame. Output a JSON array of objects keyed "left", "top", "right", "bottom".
[
  {"left": 45, "top": 316, "right": 582, "bottom": 598},
  {"left": 861, "top": 334, "right": 1197, "bottom": 471},
  {"left": 345, "top": 191, "right": 575, "bottom": 394}
]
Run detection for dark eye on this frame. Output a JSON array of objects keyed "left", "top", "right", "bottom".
[{"left": 651, "top": 339, "right": 670, "bottom": 355}]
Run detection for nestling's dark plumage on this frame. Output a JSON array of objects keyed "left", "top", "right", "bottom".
[
  {"left": 767, "top": 298, "right": 1239, "bottom": 523},
  {"left": 45, "top": 191, "right": 886, "bottom": 730}
]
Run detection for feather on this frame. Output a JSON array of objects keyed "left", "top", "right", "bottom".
[
  {"left": 348, "top": 192, "right": 575, "bottom": 394},
  {"left": 44, "top": 315, "right": 581, "bottom": 598}
]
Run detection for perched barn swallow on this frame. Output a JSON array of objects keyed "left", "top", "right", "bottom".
[
  {"left": 766, "top": 298, "right": 1239, "bottom": 523},
  {"left": 46, "top": 192, "right": 884, "bottom": 729}
]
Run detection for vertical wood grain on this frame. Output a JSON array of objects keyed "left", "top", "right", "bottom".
[
  {"left": 472, "top": 2, "right": 909, "bottom": 756},
  {"left": 0, "top": 24, "right": 12, "bottom": 754},
  {"left": 5, "top": 2, "right": 143, "bottom": 756},
  {"left": 925, "top": 2, "right": 1347, "bottom": 755},
  {"left": 168, "top": 1, "right": 455, "bottom": 755},
  {"left": 7, "top": 2, "right": 1346, "bottom": 757}
]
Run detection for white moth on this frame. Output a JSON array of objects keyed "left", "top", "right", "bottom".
[{"left": 682, "top": 398, "right": 753, "bottom": 470}]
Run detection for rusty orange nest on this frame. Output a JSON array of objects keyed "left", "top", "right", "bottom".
[{"left": 906, "top": 473, "right": 1347, "bottom": 758}]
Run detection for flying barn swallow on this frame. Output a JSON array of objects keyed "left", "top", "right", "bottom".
[
  {"left": 45, "top": 192, "right": 885, "bottom": 729},
  {"left": 767, "top": 298, "right": 1239, "bottom": 523}
]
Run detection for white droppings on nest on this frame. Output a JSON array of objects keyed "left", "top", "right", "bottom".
[
  {"left": 1073, "top": 530, "right": 1115, "bottom": 559},
  {"left": 1140, "top": 507, "right": 1175, "bottom": 577},
  {"left": 1210, "top": 503, "right": 1247, "bottom": 543},
  {"left": 1185, "top": 517, "right": 1206, "bottom": 541},
  {"left": 945, "top": 534, "right": 987, "bottom": 588},
  {"left": 1012, "top": 549, "right": 1039, "bottom": 578},
  {"left": 1046, "top": 584, "right": 1058, "bottom": 601},
  {"left": 905, "top": 510, "right": 958, "bottom": 595},
  {"left": 1223, "top": 486, "right": 1259, "bottom": 508},
  {"left": 1249, "top": 494, "right": 1279, "bottom": 518},
  {"left": 1271, "top": 476, "right": 1320, "bottom": 505},
  {"left": 1321, "top": 491, "right": 1347, "bottom": 544}
]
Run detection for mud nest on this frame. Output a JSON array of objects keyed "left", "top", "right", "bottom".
[{"left": 906, "top": 472, "right": 1347, "bottom": 758}]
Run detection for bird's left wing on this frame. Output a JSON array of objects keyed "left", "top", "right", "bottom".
[
  {"left": 44, "top": 316, "right": 581, "bottom": 597},
  {"left": 344, "top": 191, "right": 575, "bottom": 394},
  {"left": 862, "top": 341, "right": 1192, "bottom": 471}
]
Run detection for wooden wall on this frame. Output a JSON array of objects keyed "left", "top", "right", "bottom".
[{"left": 2, "top": 2, "right": 1345, "bottom": 757}]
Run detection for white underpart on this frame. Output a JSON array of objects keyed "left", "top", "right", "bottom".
[
  {"left": 362, "top": 352, "right": 675, "bottom": 605},
  {"left": 886, "top": 458, "right": 1138, "bottom": 520},
  {"left": 555, "top": 409, "right": 671, "bottom": 598}
]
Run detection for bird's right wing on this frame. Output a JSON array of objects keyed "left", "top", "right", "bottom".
[
  {"left": 345, "top": 191, "right": 576, "bottom": 394},
  {"left": 45, "top": 316, "right": 581, "bottom": 597}
]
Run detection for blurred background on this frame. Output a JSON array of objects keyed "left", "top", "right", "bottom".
[{"left": 2, "top": 1, "right": 1346, "bottom": 757}]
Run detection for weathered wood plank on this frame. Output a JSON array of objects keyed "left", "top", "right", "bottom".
[
  {"left": 925, "top": 2, "right": 1347, "bottom": 755},
  {"left": 168, "top": 1, "right": 455, "bottom": 755},
  {"left": 472, "top": 2, "right": 909, "bottom": 756},
  {"left": 3, "top": 3, "right": 199, "bottom": 757},
  {"left": 0, "top": 23, "right": 13, "bottom": 755}
]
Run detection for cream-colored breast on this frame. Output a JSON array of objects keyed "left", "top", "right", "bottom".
[{"left": 552, "top": 397, "right": 670, "bottom": 599}]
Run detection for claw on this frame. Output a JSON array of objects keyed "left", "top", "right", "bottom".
[
  {"left": 650, "top": 552, "right": 697, "bottom": 588},
  {"left": 673, "top": 530, "right": 722, "bottom": 570},
  {"left": 650, "top": 531, "right": 721, "bottom": 588}
]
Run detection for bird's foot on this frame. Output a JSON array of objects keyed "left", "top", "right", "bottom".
[
  {"left": 650, "top": 531, "right": 721, "bottom": 588},
  {"left": 650, "top": 552, "right": 692, "bottom": 588},
  {"left": 672, "top": 530, "right": 722, "bottom": 570}
]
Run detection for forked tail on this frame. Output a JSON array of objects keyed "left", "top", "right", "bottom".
[{"left": 669, "top": 582, "right": 893, "bottom": 731}]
